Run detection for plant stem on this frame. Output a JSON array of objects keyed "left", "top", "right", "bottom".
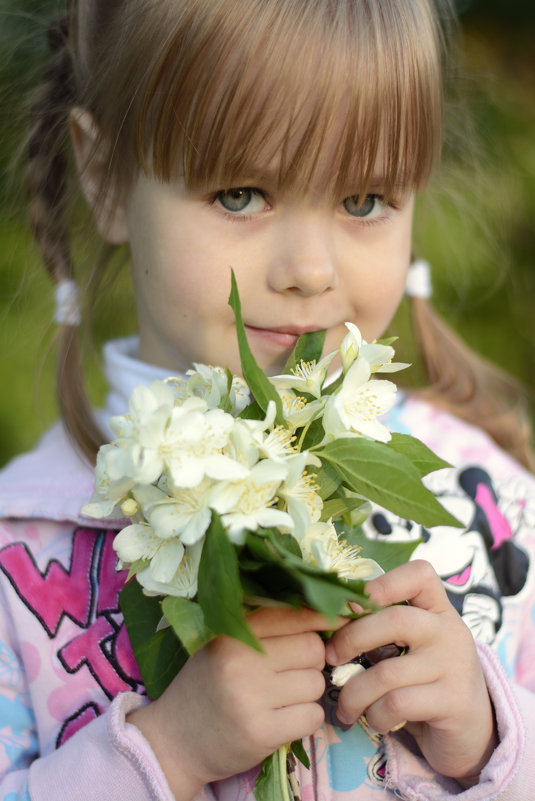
[{"left": 278, "top": 744, "right": 292, "bottom": 801}]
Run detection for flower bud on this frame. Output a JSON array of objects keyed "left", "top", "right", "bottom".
[
  {"left": 121, "top": 498, "right": 139, "bottom": 517},
  {"left": 340, "top": 322, "right": 362, "bottom": 372}
]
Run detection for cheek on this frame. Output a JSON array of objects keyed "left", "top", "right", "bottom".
[{"left": 363, "top": 261, "right": 409, "bottom": 332}]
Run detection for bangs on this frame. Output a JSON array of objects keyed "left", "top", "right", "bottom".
[{"left": 135, "top": 0, "right": 445, "bottom": 201}]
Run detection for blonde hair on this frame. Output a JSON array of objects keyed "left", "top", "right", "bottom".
[
  {"left": 409, "top": 295, "right": 535, "bottom": 471},
  {"left": 73, "top": 0, "right": 446, "bottom": 200},
  {"left": 25, "top": 0, "right": 532, "bottom": 470}
]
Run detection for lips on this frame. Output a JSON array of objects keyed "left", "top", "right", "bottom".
[
  {"left": 244, "top": 326, "right": 300, "bottom": 350},
  {"left": 245, "top": 323, "right": 324, "bottom": 336},
  {"left": 244, "top": 324, "right": 324, "bottom": 351}
]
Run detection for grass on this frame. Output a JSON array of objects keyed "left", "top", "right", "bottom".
[{"left": 0, "top": 19, "right": 534, "bottom": 467}]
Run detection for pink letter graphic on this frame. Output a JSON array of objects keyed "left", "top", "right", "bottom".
[
  {"left": 59, "top": 615, "right": 134, "bottom": 698},
  {"left": 0, "top": 529, "right": 96, "bottom": 636},
  {"left": 97, "top": 531, "right": 129, "bottom": 614}
]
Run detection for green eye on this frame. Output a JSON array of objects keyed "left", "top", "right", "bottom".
[
  {"left": 217, "top": 188, "right": 265, "bottom": 213},
  {"left": 343, "top": 194, "right": 385, "bottom": 219}
]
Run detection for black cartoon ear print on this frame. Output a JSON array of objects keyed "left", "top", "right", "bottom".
[
  {"left": 445, "top": 584, "right": 503, "bottom": 635},
  {"left": 458, "top": 467, "right": 529, "bottom": 597}
]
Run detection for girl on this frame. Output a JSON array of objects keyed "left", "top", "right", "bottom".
[{"left": 1, "top": 1, "right": 534, "bottom": 799}]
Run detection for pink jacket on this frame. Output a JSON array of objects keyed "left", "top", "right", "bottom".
[{"left": 0, "top": 395, "right": 534, "bottom": 801}]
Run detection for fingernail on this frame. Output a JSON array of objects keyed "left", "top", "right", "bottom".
[
  {"left": 336, "top": 709, "right": 354, "bottom": 726},
  {"left": 325, "top": 642, "right": 338, "bottom": 664}
]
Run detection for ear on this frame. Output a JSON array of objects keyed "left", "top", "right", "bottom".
[{"left": 70, "top": 108, "right": 129, "bottom": 245}]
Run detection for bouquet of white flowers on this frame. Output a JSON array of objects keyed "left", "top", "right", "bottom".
[{"left": 83, "top": 272, "right": 458, "bottom": 801}]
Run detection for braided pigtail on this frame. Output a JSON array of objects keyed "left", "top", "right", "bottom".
[
  {"left": 410, "top": 293, "right": 535, "bottom": 473},
  {"left": 25, "top": 13, "right": 104, "bottom": 464}
]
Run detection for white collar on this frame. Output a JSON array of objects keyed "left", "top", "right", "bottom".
[{"left": 103, "top": 335, "right": 181, "bottom": 421}]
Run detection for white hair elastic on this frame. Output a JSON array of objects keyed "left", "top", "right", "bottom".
[
  {"left": 405, "top": 259, "right": 433, "bottom": 300},
  {"left": 54, "top": 279, "right": 81, "bottom": 326}
]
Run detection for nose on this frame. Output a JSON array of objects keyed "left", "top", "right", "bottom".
[{"left": 267, "top": 211, "right": 337, "bottom": 296}]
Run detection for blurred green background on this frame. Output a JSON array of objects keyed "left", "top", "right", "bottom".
[{"left": 0, "top": 0, "right": 534, "bottom": 467}]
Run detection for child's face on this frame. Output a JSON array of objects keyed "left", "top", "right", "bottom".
[{"left": 123, "top": 170, "right": 414, "bottom": 376}]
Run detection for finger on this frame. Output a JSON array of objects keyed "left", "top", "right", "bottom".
[
  {"left": 335, "top": 650, "right": 439, "bottom": 726},
  {"left": 272, "top": 702, "right": 325, "bottom": 744},
  {"left": 356, "top": 683, "right": 439, "bottom": 734},
  {"left": 263, "top": 631, "right": 326, "bottom": 672},
  {"left": 366, "top": 560, "right": 452, "bottom": 613},
  {"left": 248, "top": 605, "right": 345, "bottom": 638},
  {"left": 325, "top": 604, "right": 438, "bottom": 665},
  {"left": 271, "top": 668, "right": 326, "bottom": 708}
]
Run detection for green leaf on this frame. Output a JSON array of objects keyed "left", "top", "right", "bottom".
[
  {"left": 126, "top": 557, "right": 151, "bottom": 581},
  {"left": 387, "top": 433, "right": 452, "bottom": 477},
  {"left": 239, "top": 400, "right": 265, "bottom": 420},
  {"left": 240, "top": 569, "right": 304, "bottom": 610},
  {"left": 198, "top": 513, "right": 262, "bottom": 651},
  {"left": 340, "top": 524, "right": 423, "bottom": 571},
  {"left": 298, "top": 571, "right": 370, "bottom": 619},
  {"left": 161, "top": 596, "right": 213, "bottom": 656},
  {"left": 228, "top": 271, "right": 284, "bottom": 424},
  {"left": 375, "top": 336, "right": 398, "bottom": 346},
  {"left": 291, "top": 739, "right": 310, "bottom": 770},
  {"left": 218, "top": 368, "right": 235, "bottom": 414},
  {"left": 266, "top": 530, "right": 303, "bottom": 558},
  {"left": 254, "top": 751, "right": 284, "bottom": 801},
  {"left": 321, "top": 371, "right": 344, "bottom": 396},
  {"left": 314, "top": 463, "right": 342, "bottom": 500},
  {"left": 240, "top": 535, "right": 305, "bottom": 607},
  {"left": 242, "top": 530, "right": 276, "bottom": 562},
  {"left": 321, "top": 495, "right": 367, "bottom": 522},
  {"left": 317, "top": 438, "right": 462, "bottom": 528},
  {"left": 119, "top": 580, "right": 188, "bottom": 699},
  {"left": 241, "top": 531, "right": 376, "bottom": 618},
  {"left": 299, "top": 417, "right": 326, "bottom": 450},
  {"left": 283, "top": 330, "right": 326, "bottom": 374}
]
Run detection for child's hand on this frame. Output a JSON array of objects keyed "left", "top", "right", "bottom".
[
  {"left": 325, "top": 560, "right": 498, "bottom": 785},
  {"left": 128, "top": 607, "right": 337, "bottom": 801}
]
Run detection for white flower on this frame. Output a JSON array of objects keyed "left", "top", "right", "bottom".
[
  {"left": 111, "top": 381, "right": 175, "bottom": 442},
  {"left": 270, "top": 352, "right": 337, "bottom": 399},
  {"left": 165, "top": 406, "right": 249, "bottom": 488},
  {"left": 257, "top": 426, "right": 297, "bottom": 461},
  {"left": 323, "top": 356, "right": 396, "bottom": 443},
  {"left": 300, "top": 521, "right": 383, "bottom": 581},
  {"left": 277, "top": 389, "right": 326, "bottom": 431},
  {"left": 133, "top": 480, "right": 214, "bottom": 545},
  {"left": 173, "top": 364, "right": 251, "bottom": 414},
  {"left": 340, "top": 323, "right": 363, "bottom": 372},
  {"left": 362, "top": 344, "right": 410, "bottom": 374},
  {"left": 331, "top": 662, "right": 365, "bottom": 687},
  {"left": 113, "top": 520, "right": 179, "bottom": 570},
  {"left": 109, "top": 383, "right": 195, "bottom": 484},
  {"left": 227, "top": 400, "right": 299, "bottom": 467},
  {"left": 82, "top": 443, "right": 136, "bottom": 519},
  {"left": 279, "top": 453, "right": 323, "bottom": 538},
  {"left": 211, "top": 459, "right": 293, "bottom": 543},
  {"left": 114, "top": 380, "right": 249, "bottom": 489},
  {"left": 139, "top": 540, "right": 204, "bottom": 598},
  {"left": 227, "top": 402, "right": 278, "bottom": 469},
  {"left": 341, "top": 322, "right": 409, "bottom": 374},
  {"left": 113, "top": 521, "right": 204, "bottom": 598}
]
